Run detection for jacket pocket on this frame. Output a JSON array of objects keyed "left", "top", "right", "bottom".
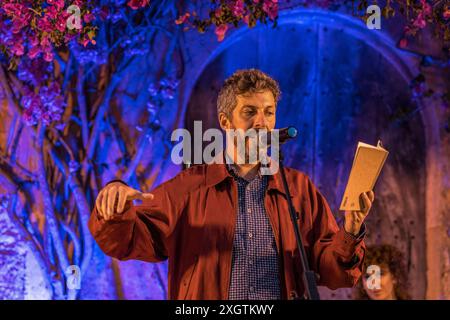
[{"left": 181, "top": 255, "right": 199, "bottom": 300}]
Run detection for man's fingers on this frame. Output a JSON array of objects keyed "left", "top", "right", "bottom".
[
  {"left": 107, "top": 187, "right": 117, "bottom": 219},
  {"left": 135, "top": 192, "right": 154, "bottom": 201},
  {"left": 141, "top": 192, "right": 154, "bottom": 200},
  {"left": 367, "top": 190, "right": 375, "bottom": 202},
  {"left": 101, "top": 189, "right": 109, "bottom": 220},
  {"left": 117, "top": 188, "right": 127, "bottom": 214},
  {"left": 361, "top": 192, "right": 371, "bottom": 213},
  {"left": 96, "top": 190, "right": 104, "bottom": 217},
  {"left": 96, "top": 184, "right": 154, "bottom": 221},
  {"left": 127, "top": 190, "right": 154, "bottom": 201},
  {"left": 126, "top": 189, "right": 141, "bottom": 201}
]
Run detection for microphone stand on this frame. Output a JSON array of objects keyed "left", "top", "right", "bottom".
[{"left": 278, "top": 147, "right": 320, "bottom": 300}]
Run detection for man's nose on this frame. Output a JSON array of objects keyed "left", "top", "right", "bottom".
[{"left": 253, "top": 110, "right": 268, "bottom": 129}]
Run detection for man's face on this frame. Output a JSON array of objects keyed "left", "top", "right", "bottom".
[
  {"left": 220, "top": 90, "right": 276, "bottom": 131},
  {"left": 219, "top": 90, "right": 277, "bottom": 164}
]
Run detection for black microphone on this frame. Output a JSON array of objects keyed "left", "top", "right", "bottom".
[{"left": 262, "top": 126, "right": 298, "bottom": 145}]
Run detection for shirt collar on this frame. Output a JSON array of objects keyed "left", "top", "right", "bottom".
[{"left": 205, "top": 151, "right": 297, "bottom": 197}]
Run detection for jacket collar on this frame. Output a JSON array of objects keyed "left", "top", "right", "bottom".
[{"left": 205, "top": 151, "right": 297, "bottom": 197}]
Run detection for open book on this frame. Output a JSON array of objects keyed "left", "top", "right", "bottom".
[{"left": 339, "top": 140, "right": 389, "bottom": 211}]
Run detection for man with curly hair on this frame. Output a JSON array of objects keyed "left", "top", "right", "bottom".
[{"left": 89, "top": 69, "right": 374, "bottom": 300}]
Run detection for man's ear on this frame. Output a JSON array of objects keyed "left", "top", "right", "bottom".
[{"left": 218, "top": 112, "right": 231, "bottom": 130}]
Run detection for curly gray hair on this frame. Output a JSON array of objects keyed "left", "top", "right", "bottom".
[{"left": 217, "top": 69, "right": 281, "bottom": 119}]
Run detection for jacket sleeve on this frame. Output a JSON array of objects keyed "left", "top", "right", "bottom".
[
  {"left": 306, "top": 177, "right": 366, "bottom": 289},
  {"left": 88, "top": 176, "right": 188, "bottom": 263}
]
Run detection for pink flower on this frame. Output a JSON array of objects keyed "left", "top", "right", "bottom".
[
  {"left": 215, "top": 24, "right": 228, "bottom": 42},
  {"left": 64, "top": 33, "right": 77, "bottom": 43},
  {"left": 80, "top": 36, "right": 96, "bottom": 47},
  {"left": 231, "top": 0, "right": 245, "bottom": 18},
  {"left": 175, "top": 13, "right": 190, "bottom": 25},
  {"left": 23, "top": 108, "right": 37, "bottom": 126},
  {"left": 420, "top": 0, "right": 432, "bottom": 16},
  {"left": 412, "top": 13, "right": 426, "bottom": 29},
  {"left": 11, "top": 19, "right": 26, "bottom": 34},
  {"left": 47, "top": 0, "right": 65, "bottom": 11},
  {"left": 22, "top": 92, "right": 41, "bottom": 111},
  {"left": 83, "top": 13, "right": 95, "bottom": 23},
  {"left": 37, "top": 17, "right": 53, "bottom": 33},
  {"left": 41, "top": 112, "right": 52, "bottom": 125},
  {"left": 30, "top": 35, "right": 40, "bottom": 47},
  {"left": 399, "top": 38, "right": 408, "bottom": 48},
  {"left": 45, "top": 5, "right": 59, "bottom": 20},
  {"left": 40, "top": 36, "right": 51, "bottom": 47},
  {"left": 444, "top": 9, "right": 450, "bottom": 20},
  {"left": 215, "top": 8, "right": 223, "bottom": 18},
  {"left": 43, "top": 50, "right": 54, "bottom": 62},
  {"left": 72, "top": 0, "right": 85, "bottom": 7},
  {"left": 127, "top": 0, "right": 150, "bottom": 10},
  {"left": 2, "top": 3, "right": 24, "bottom": 16},
  {"left": 11, "top": 42, "right": 24, "bottom": 56},
  {"left": 262, "top": 0, "right": 278, "bottom": 20},
  {"left": 28, "top": 46, "right": 41, "bottom": 59},
  {"left": 55, "top": 14, "right": 67, "bottom": 32}
]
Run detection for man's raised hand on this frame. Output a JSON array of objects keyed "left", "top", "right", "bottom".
[{"left": 95, "top": 182, "right": 154, "bottom": 221}]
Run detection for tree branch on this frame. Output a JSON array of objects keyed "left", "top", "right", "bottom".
[
  {"left": 86, "top": 75, "right": 120, "bottom": 160},
  {"left": 37, "top": 124, "right": 70, "bottom": 276},
  {"left": 77, "top": 68, "right": 89, "bottom": 148}
]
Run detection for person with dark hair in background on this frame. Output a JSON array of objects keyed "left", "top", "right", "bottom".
[{"left": 355, "top": 244, "right": 411, "bottom": 300}]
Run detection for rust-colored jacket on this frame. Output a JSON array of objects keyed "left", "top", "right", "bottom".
[{"left": 89, "top": 162, "right": 366, "bottom": 300}]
